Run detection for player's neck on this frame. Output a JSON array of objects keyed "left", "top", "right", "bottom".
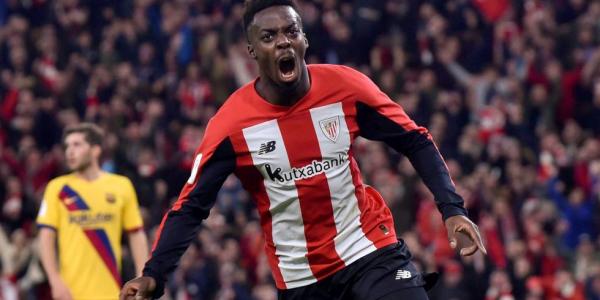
[
  {"left": 257, "top": 64, "right": 310, "bottom": 106},
  {"left": 75, "top": 165, "right": 103, "bottom": 182}
]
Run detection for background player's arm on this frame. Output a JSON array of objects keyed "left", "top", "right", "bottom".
[
  {"left": 127, "top": 230, "right": 148, "bottom": 276},
  {"left": 38, "top": 228, "right": 60, "bottom": 283},
  {"left": 37, "top": 183, "right": 73, "bottom": 300},
  {"left": 121, "top": 179, "right": 149, "bottom": 277},
  {"left": 121, "top": 137, "right": 236, "bottom": 299},
  {"left": 39, "top": 228, "right": 73, "bottom": 300}
]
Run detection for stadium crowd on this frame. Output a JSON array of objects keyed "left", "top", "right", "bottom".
[{"left": 1, "top": 0, "right": 600, "bottom": 299}]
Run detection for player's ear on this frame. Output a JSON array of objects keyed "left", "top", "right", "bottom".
[
  {"left": 248, "top": 44, "right": 257, "bottom": 59},
  {"left": 92, "top": 144, "right": 102, "bottom": 159},
  {"left": 303, "top": 33, "right": 309, "bottom": 48}
]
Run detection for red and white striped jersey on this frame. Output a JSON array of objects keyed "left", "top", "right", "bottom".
[{"left": 144, "top": 64, "right": 467, "bottom": 294}]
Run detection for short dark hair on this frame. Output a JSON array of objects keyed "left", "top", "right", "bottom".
[
  {"left": 63, "top": 123, "right": 104, "bottom": 147},
  {"left": 243, "top": 0, "right": 300, "bottom": 36}
]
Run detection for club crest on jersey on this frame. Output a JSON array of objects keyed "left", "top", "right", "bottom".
[
  {"left": 319, "top": 116, "right": 340, "bottom": 142},
  {"left": 106, "top": 193, "right": 116, "bottom": 204},
  {"left": 64, "top": 197, "right": 76, "bottom": 205}
]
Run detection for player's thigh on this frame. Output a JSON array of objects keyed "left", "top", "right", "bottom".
[
  {"left": 278, "top": 278, "right": 342, "bottom": 300},
  {"left": 378, "top": 287, "right": 429, "bottom": 300},
  {"left": 351, "top": 259, "right": 426, "bottom": 300},
  {"left": 278, "top": 288, "right": 333, "bottom": 300}
]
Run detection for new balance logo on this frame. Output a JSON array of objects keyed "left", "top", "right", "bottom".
[
  {"left": 258, "top": 141, "right": 276, "bottom": 155},
  {"left": 395, "top": 270, "right": 412, "bottom": 280}
]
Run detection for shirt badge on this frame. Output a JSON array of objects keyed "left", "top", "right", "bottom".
[
  {"left": 319, "top": 116, "right": 340, "bottom": 142},
  {"left": 106, "top": 193, "right": 116, "bottom": 204}
]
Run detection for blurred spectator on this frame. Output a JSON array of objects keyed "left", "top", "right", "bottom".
[
  {"left": 543, "top": 269, "right": 586, "bottom": 300},
  {"left": 428, "top": 260, "right": 471, "bottom": 300},
  {"left": 485, "top": 269, "right": 515, "bottom": 300},
  {"left": 547, "top": 176, "right": 597, "bottom": 250},
  {"left": 587, "top": 273, "right": 600, "bottom": 300}
]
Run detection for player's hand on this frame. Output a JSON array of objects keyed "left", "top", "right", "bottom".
[
  {"left": 49, "top": 277, "right": 73, "bottom": 300},
  {"left": 444, "top": 215, "right": 487, "bottom": 256},
  {"left": 120, "top": 276, "right": 156, "bottom": 300}
]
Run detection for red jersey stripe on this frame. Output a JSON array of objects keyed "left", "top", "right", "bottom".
[
  {"left": 277, "top": 112, "right": 345, "bottom": 280},
  {"left": 83, "top": 229, "right": 121, "bottom": 287},
  {"left": 342, "top": 103, "right": 377, "bottom": 245},
  {"left": 343, "top": 102, "right": 398, "bottom": 248},
  {"left": 150, "top": 213, "right": 168, "bottom": 253},
  {"left": 230, "top": 131, "right": 286, "bottom": 289}
]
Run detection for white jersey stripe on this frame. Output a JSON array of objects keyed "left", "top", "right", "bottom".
[
  {"left": 242, "top": 120, "right": 316, "bottom": 288},
  {"left": 309, "top": 103, "right": 377, "bottom": 266}
]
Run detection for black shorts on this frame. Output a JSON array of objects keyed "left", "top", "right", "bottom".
[{"left": 278, "top": 240, "right": 436, "bottom": 300}]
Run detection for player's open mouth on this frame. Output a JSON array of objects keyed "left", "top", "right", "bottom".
[{"left": 278, "top": 56, "right": 296, "bottom": 81}]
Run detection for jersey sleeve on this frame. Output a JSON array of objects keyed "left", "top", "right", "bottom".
[
  {"left": 346, "top": 67, "right": 468, "bottom": 220},
  {"left": 121, "top": 178, "right": 144, "bottom": 232},
  {"left": 36, "top": 180, "right": 61, "bottom": 230},
  {"left": 142, "top": 120, "right": 236, "bottom": 298}
]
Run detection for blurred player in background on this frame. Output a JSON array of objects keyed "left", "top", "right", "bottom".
[
  {"left": 122, "top": 1, "right": 486, "bottom": 299},
  {"left": 37, "top": 123, "right": 148, "bottom": 300}
]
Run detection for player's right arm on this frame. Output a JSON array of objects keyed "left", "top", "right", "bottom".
[
  {"left": 39, "top": 228, "right": 73, "bottom": 300},
  {"left": 37, "top": 180, "right": 73, "bottom": 300},
  {"left": 121, "top": 131, "right": 236, "bottom": 300}
]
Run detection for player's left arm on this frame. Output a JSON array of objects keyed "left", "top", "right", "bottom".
[
  {"left": 122, "top": 179, "right": 149, "bottom": 276},
  {"left": 351, "top": 68, "right": 487, "bottom": 256},
  {"left": 122, "top": 132, "right": 237, "bottom": 300}
]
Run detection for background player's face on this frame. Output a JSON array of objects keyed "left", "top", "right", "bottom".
[
  {"left": 64, "top": 132, "right": 99, "bottom": 172},
  {"left": 248, "top": 6, "right": 308, "bottom": 87}
]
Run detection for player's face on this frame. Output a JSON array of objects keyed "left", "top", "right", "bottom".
[
  {"left": 248, "top": 6, "right": 308, "bottom": 87},
  {"left": 64, "top": 132, "right": 98, "bottom": 172}
]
